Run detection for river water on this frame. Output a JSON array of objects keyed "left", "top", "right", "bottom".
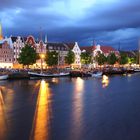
[{"left": 0, "top": 73, "right": 140, "bottom": 140}]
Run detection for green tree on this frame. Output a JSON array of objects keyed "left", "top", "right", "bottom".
[
  {"left": 95, "top": 52, "right": 107, "bottom": 65},
  {"left": 107, "top": 53, "right": 118, "bottom": 65},
  {"left": 80, "top": 52, "right": 92, "bottom": 64},
  {"left": 128, "top": 57, "right": 136, "bottom": 64},
  {"left": 18, "top": 44, "right": 38, "bottom": 67},
  {"left": 119, "top": 52, "right": 128, "bottom": 65},
  {"left": 45, "top": 51, "right": 58, "bottom": 66},
  {"left": 65, "top": 50, "right": 75, "bottom": 65}
]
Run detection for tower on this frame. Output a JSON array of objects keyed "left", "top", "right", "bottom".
[
  {"left": 0, "top": 22, "right": 3, "bottom": 40},
  {"left": 45, "top": 35, "right": 48, "bottom": 43}
]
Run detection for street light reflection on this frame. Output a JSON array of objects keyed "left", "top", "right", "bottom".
[
  {"left": 70, "top": 78, "right": 84, "bottom": 139},
  {"left": 0, "top": 88, "right": 7, "bottom": 140},
  {"left": 30, "top": 80, "right": 52, "bottom": 140},
  {"left": 102, "top": 75, "right": 109, "bottom": 88}
]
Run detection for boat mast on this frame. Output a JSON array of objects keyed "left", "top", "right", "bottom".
[{"left": 138, "top": 39, "right": 140, "bottom": 66}]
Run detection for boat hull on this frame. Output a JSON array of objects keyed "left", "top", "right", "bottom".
[
  {"left": 28, "top": 72, "right": 70, "bottom": 78},
  {"left": 91, "top": 72, "right": 103, "bottom": 77},
  {"left": 0, "top": 75, "right": 8, "bottom": 80}
]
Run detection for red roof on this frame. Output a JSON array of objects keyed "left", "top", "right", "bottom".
[
  {"left": 80, "top": 46, "right": 119, "bottom": 55},
  {"left": 80, "top": 46, "right": 93, "bottom": 53},
  {"left": 93, "top": 46, "right": 119, "bottom": 54}
]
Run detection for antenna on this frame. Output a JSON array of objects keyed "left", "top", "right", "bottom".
[{"left": 118, "top": 42, "right": 121, "bottom": 51}]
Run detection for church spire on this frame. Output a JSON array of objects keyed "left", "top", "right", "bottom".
[
  {"left": 45, "top": 34, "right": 48, "bottom": 43},
  {"left": 0, "top": 22, "right": 3, "bottom": 40}
]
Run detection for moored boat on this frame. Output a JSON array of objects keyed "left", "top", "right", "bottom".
[
  {"left": 134, "top": 69, "right": 140, "bottom": 72},
  {"left": 28, "top": 72, "right": 70, "bottom": 78},
  {"left": 90, "top": 71, "right": 103, "bottom": 77},
  {"left": 0, "top": 74, "right": 8, "bottom": 80}
]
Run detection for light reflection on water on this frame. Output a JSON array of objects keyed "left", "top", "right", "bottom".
[
  {"left": 70, "top": 77, "right": 84, "bottom": 139},
  {"left": 0, "top": 88, "right": 7, "bottom": 140},
  {"left": 30, "top": 80, "right": 52, "bottom": 140},
  {"left": 102, "top": 75, "right": 109, "bottom": 88}
]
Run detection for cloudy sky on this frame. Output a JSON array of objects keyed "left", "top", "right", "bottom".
[{"left": 0, "top": 0, "right": 140, "bottom": 50}]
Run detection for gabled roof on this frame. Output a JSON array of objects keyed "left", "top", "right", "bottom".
[
  {"left": 80, "top": 46, "right": 94, "bottom": 53},
  {"left": 11, "top": 36, "right": 27, "bottom": 42},
  {"left": 65, "top": 43, "right": 75, "bottom": 50}
]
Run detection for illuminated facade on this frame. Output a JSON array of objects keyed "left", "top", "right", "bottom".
[
  {"left": 0, "top": 39, "right": 14, "bottom": 68},
  {"left": 0, "top": 24, "right": 14, "bottom": 68},
  {"left": 12, "top": 36, "right": 26, "bottom": 63},
  {"left": 66, "top": 42, "right": 81, "bottom": 67}
]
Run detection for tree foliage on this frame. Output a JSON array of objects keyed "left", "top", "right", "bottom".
[
  {"left": 65, "top": 50, "right": 75, "bottom": 65},
  {"left": 18, "top": 44, "right": 38, "bottom": 67},
  {"left": 107, "top": 53, "right": 118, "bottom": 65},
  {"left": 119, "top": 52, "right": 128, "bottom": 65},
  {"left": 95, "top": 52, "right": 107, "bottom": 65},
  {"left": 80, "top": 52, "right": 92, "bottom": 64},
  {"left": 128, "top": 57, "right": 136, "bottom": 64},
  {"left": 45, "top": 51, "right": 58, "bottom": 66}
]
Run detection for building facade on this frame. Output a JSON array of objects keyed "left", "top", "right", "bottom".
[
  {"left": 46, "top": 43, "right": 69, "bottom": 66},
  {"left": 66, "top": 42, "right": 81, "bottom": 67},
  {"left": 0, "top": 39, "right": 14, "bottom": 68}
]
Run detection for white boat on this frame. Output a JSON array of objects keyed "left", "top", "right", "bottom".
[
  {"left": 134, "top": 69, "right": 140, "bottom": 72},
  {"left": 91, "top": 72, "right": 103, "bottom": 77},
  {"left": 0, "top": 74, "right": 8, "bottom": 80},
  {"left": 28, "top": 72, "right": 70, "bottom": 78}
]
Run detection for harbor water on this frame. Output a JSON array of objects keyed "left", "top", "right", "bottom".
[{"left": 0, "top": 73, "right": 140, "bottom": 140}]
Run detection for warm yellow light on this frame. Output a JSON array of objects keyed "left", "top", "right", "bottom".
[
  {"left": 40, "top": 54, "right": 45, "bottom": 59},
  {"left": 69, "top": 77, "right": 84, "bottom": 139},
  {"left": 30, "top": 80, "right": 52, "bottom": 140},
  {"left": 102, "top": 75, "right": 109, "bottom": 88},
  {"left": 0, "top": 88, "right": 7, "bottom": 140}
]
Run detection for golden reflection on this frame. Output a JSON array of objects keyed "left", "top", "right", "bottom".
[
  {"left": 0, "top": 88, "right": 7, "bottom": 140},
  {"left": 102, "top": 75, "right": 109, "bottom": 88},
  {"left": 75, "top": 77, "right": 84, "bottom": 94},
  {"left": 52, "top": 78, "right": 59, "bottom": 84},
  {"left": 70, "top": 78, "right": 84, "bottom": 139},
  {"left": 127, "top": 74, "right": 132, "bottom": 77},
  {"left": 30, "top": 80, "right": 52, "bottom": 140}
]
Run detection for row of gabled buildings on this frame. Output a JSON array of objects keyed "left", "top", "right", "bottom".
[{"left": 0, "top": 24, "right": 119, "bottom": 68}]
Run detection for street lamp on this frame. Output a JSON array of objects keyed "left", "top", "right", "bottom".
[{"left": 40, "top": 53, "right": 45, "bottom": 73}]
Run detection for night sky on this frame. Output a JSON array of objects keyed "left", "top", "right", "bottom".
[{"left": 0, "top": 0, "right": 140, "bottom": 50}]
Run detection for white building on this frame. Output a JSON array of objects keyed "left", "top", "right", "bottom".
[
  {"left": 66, "top": 42, "right": 81, "bottom": 67},
  {"left": 11, "top": 36, "right": 25, "bottom": 63}
]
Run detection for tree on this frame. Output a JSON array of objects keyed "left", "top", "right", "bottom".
[
  {"left": 119, "top": 52, "right": 128, "bottom": 65},
  {"left": 65, "top": 50, "right": 75, "bottom": 65},
  {"left": 107, "top": 53, "right": 118, "bottom": 65},
  {"left": 45, "top": 51, "right": 58, "bottom": 66},
  {"left": 95, "top": 52, "right": 107, "bottom": 65},
  {"left": 128, "top": 57, "right": 136, "bottom": 64},
  {"left": 18, "top": 44, "right": 38, "bottom": 67},
  {"left": 80, "top": 52, "right": 92, "bottom": 64}
]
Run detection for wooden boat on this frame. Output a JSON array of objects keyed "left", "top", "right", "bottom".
[
  {"left": 28, "top": 72, "right": 70, "bottom": 78},
  {"left": 0, "top": 74, "right": 8, "bottom": 80}
]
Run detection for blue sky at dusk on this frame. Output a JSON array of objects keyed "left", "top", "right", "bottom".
[{"left": 0, "top": 0, "right": 140, "bottom": 50}]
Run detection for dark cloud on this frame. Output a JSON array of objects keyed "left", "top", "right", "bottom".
[{"left": 0, "top": 0, "right": 140, "bottom": 50}]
